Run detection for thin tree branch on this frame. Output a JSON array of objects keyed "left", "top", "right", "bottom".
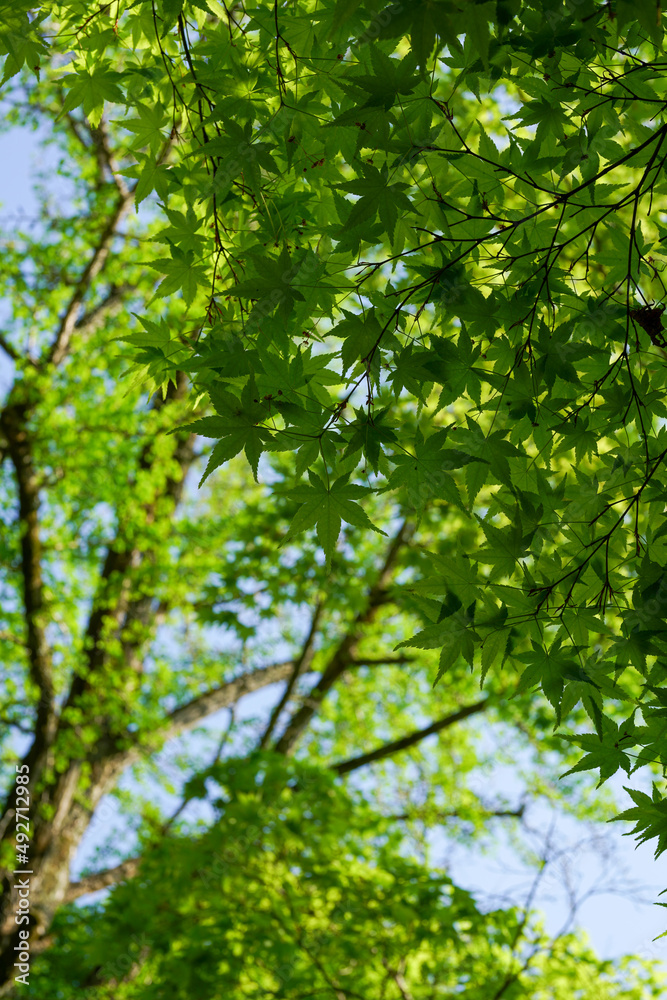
[
  {"left": 46, "top": 191, "right": 134, "bottom": 367},
  {"left": 74, "top": 283, "right": 131, "bottom": 336},
  {"left": 331, "top": 698, "right": 489, "bottom": 775},
  {"left": 258, "top": 599, "right": 325, "bottom": 749},
  {"left": 388, "top": 804, "right": 526, "bottom": 822},
  {"left": 9, "top": 663, "right": 299, "bottom": 930},
  {"left": 0, "top": 334, "right": 18, "bottom": 362},
  {"left": 61, "top": 109, "right": 128, "bottom": 195},
  {"left": 348, "top": 655, "right": 416, "bottom": 667},
  {"left": 162, "top": 660, "right": 297, "bottom": 743},
  {"left": 273, "top": 520, "right": 413, "bottom": 756},
  {"left": 382, "top": 961, "right": 414, "bottom": 1000},
  {"left": 64, "top": 857, "right": 141, "bottom": 903},
  {"left": 160, "top": 706, "right": 237, "bottom": 835},
  {"left": 60, "top": 108, "right": 88, "bottom": 152},
  {"left": 89, "top": 118, "right": 130, "bottom": 196},
  {"left": 82, "top": 655, "right": 333, "bottom": 832},
  {"left": 65, "top": 704, "right": 238, "bottom": 903},
  {"left": 46, "top": 129, "right": 178, "bottom": 367},
  {"left": 0, "top": 717, "right": 33, "bottom": 736},
  {"left": 0, "top": 632, "right": 27, "bottom": 648},
  {"left": 43, "top": 694, "right": 494, "bottom": 940},
  {"left": 96, "top": 660, "right": 323, "bottom": 794}
]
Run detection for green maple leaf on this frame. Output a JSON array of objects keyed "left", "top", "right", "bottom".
[
  {"left": 117, "top": 103, "right": 169, "bottom": 154},
  {"left": 125, "top": 153, "right": 169, "bottom": 207},
  {"left": 257, "top": 351, "right": 309, "bottom": 404},
  {"left": 509, "top": 96, "right": 570, "bottom": 149},
  {"left": 282, "top": 472, "right": 386, "bottom": 565},
  {"left": 228, "top": 247, "right": 306, "bottom": 321},
  {"left": 59, "top": 65, "right": 125, "bottom": 127},
  {"left": 613, "top": 785, "right": 667, "bottom": 859},
  {"left": 410, "top": 552, "right": 482, "bottom": 608},
  {"left": 343, "top": 407, "right": 398, "bottom": 472},
  {"left": 387, "top": 429, "right": 473, "bottom": 512},
  {"left": 514, "top": 637, "right": 591, "bottom": 718},
  {"left": 187, "top": 380, "right": 273, "bottom": 483},
  {"left": 329, "top": 0, "right": 364, "bottom": 31},
  {"left": 148, "top": 247, "right": 208, "bottom": 306},
  {"left": 560, "top": 716, "right": 636, "bottom": 786},
  {"left": 334, "top": 309, "right": 383, "bottom": 373},
  {"left": 476, "top": 517, "right": 534, "bottom": 581},
  {"left": 388, "top": 345, "right": 438, "bottom": 400},
  {"left": 195, "top": 126, "right": 279, "bottom": 195},
  {"left": 339, "top": 47, "right": 419, "bottom": 109},
  {"left": 451, "top": 419, "right": 521, "bottom": 487},
  {"left": 376, "top": 0, "right": 458, "bottom": 67},
  {"left": 336, "top": 162, "right": 415, "bottom": 241},
  {"left": 396, "top": 604, "right": 479, "bottom": 680},
  {"left": 0, "top": 15, "right": 47, "bottom": 83}
]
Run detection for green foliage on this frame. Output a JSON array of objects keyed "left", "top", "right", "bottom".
[
  {"left": 4, "top": 0, "right": 667, "bottom": 991},
  {"left": 614, "top": 783, "right": 667, "bottom": 858},
  {"left": 27, "top": 757, "right": 663, "bottom": 999},
  {"left": 27, "top": 0, "right": 665, "bottom": 864},
  {"left": 282, "top": 470, "right": 385, "bottom": 565}
]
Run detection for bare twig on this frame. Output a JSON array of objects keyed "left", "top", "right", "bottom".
[{"left": 389, "top": 804, "right": 525, "bottom": 822}]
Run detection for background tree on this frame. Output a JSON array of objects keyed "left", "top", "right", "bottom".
[
  {"left": 0, "top": 61, "right": 659, "bottom": 996},
  {"left": 7, "top": 0, "right": 667, "bottom": 841},
  {"left": 2, "top": 0, "right": 667, "bottom": 994},
  {"left": 24, "top": 759, "right": 665, "bottom": 999}
]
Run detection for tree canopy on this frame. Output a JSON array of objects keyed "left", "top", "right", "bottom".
[
  {"left": 26, "top": 759, "right": 664, "bottom": 999},
  {"left": 2, "top": 0, "right": 667, "bottom": 994}
]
